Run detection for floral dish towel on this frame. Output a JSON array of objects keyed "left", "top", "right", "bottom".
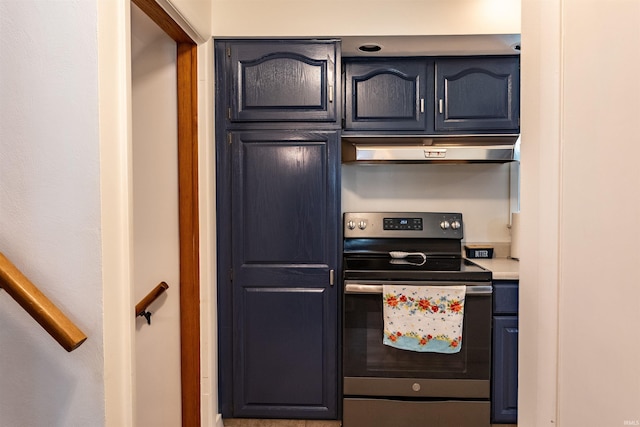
[{"left": 382, "top": 284, "right": 466, "bottom": 353}]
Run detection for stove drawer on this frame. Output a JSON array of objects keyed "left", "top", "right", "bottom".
[{"left": 343, "top": 397, "right": 490, "bottom": 427}]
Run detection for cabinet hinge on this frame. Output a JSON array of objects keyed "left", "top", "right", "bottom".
[
  {"left": 227, "top": 107, "right": 231, "bottom": 120},
  {"left": 227, "top": 133, "right": 232, "bottom": 145},
  {"left": 226, "top": 47, "right": 231, "bottom": 57},
  {"left": 329, "top": 269, "right": 334, "bottom": 286}
]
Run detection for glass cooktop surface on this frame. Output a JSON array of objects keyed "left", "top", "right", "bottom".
[{"left": 343, "top": 255, "right": 491, "bottom": 282}]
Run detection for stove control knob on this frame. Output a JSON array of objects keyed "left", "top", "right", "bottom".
[
  {"left": 412, "top": 383, "right": 421, "bottom": 392},
  {"left": 358, "top": 220, "right": 367, "bottom": 230},
  {"left": 440, "top": 220, "right": 450, "bottom": 230},
  {"left": 451, "top": 220, "right": 461, "bottom": 230},
  {"left": 347, "top": 220, "right": 356, "bottom": 230}
]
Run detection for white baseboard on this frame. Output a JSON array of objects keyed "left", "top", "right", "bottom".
[{"left": 215, "top": 413, "right": 224, "bottom": 427}]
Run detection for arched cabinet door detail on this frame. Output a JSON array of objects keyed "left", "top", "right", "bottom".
[
  {"left": 344, "top": 59, "right": 430, "bottom": 132},
  {"left": 227, "top": 40, "right": 339, "bottom": 123},
  {"left": 435, "top": 57, "right": 520, "bottom": 132}
]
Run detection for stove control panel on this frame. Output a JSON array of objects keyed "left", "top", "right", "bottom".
[
  {"left": 383, "top": 217, "right": 423, "bottom": 231},
  {"left": 344, "top": 212, "right": 464, "bottom": 239}
]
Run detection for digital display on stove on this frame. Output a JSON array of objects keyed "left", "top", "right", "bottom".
[{"left": 383, "top": 217, "right": 423, "bottom": 230}]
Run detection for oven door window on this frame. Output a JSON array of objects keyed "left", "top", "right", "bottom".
[{"left": 343, "top": 291, "right": 491, "bottom": 380}]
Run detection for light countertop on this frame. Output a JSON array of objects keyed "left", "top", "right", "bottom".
[{"left": 468, "top": 257, "right": 519, "bottom": 281}]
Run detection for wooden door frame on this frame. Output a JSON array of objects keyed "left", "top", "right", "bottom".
[{"left": 131, "top": 1, "right": 201, "bottom": 426}]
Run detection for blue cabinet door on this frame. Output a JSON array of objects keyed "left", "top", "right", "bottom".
[
  {"left": 344, "top": 59, "right": 431, "bottom": 132},
  {"left": 436, "top": 57, "right": 520, "bottom": 133},
  {"left": 492, "top": 315, "right": 519, "bottom": 423},
  {"left": 225, "top": 40, "right": 340, "bottom": 123},
  {"left": 228, "top": 130, "right": 340, "bottom": 419}
]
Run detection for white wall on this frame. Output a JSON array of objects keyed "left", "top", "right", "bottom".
[
  {"left": 197, "top": 38, "right": 220, "bottom": 427},
  {"left": 556, "top": 1, "right": 640, "bottom": 424},
  {"left": 520, "top": 0, "right": 640, "bottom": 425},
  {"left": 0, "top": 1, "right": 105, "bottom": 426},
  {"left": 342, "top": 163, "right": 514, "bottom": 243},
  {"left": 0, "top": 1, "right": 213, "bottom": 426},
  {"left": 131, "top": 5, "right": 182, "bottom": 426},
  {"left": 211, "top": 0, "right": 520, "bottom": 37},
  {"left": 518, "top": 1, "right": 561, "bottom": 424}
]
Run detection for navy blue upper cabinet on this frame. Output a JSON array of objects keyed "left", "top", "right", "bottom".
[
  {"left": 344, "top": 59, "right": 431, "bottom": 132},
  {"left": 344, "top": 55, "right": 520, "bottom": 135},
  {"left": 435, "top": 57, "right": 520, "bottom": 132},
  {"left": 225, "top": 40, "right": 340, "bottom": 123}
]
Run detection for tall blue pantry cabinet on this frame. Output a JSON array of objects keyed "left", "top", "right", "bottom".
[{"left": 215, "top": 39, "right": 342, "bottom": 420}]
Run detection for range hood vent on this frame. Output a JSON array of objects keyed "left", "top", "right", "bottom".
[{"left": 342, "top": 135, "right": 520, "bottom": 164}]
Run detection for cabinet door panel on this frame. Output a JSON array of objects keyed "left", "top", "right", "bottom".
[
  {"left": 436, "top": 57, "right": 520, "bottom": 132},
  {"left": 229, "top": 130, "right": 339, "bottom": 419},
  {"left": 240, "top": 287, "right": 326, "bottom": 406},
  {"left": 228, "top": 41, "right": 339, "bottom": 123},
  {"left": 240, "top": 141, "right": 326, "bottom": 264},
  {"left": 491, "top": 316, "right": 519, "bottom": 423},
  {"left": 345, "top": 60, "right": 429, "bottom": 131}
]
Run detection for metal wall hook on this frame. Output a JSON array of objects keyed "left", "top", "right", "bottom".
[{"left": 139, "top": 310, "right": 153, "bottom": 325}]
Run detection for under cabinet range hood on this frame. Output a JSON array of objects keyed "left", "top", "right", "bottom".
[{"left": 341, "top": 135, "right": 520, "bottom": 164}]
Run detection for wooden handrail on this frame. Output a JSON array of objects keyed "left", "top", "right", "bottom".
[
  {"left": 0, "top": 252, "right": 87, "bottom": 352},
  {"left": 135, "top": 281, "right": 169, "bottom": 324}
]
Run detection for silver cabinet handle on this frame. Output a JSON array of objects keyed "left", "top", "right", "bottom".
[
  {"left": 438, "top": 99, "right": 444, "bottom": 114},
  {"left": 420, "top": 98, "right": 424, "bottom": 113}
]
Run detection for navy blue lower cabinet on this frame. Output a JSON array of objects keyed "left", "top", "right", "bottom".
[
  {"left": 219, "top": 130, "right": 340, "bottom": 419},
  {"left": 491, "top": 281, "right": 519, "bottom": 424}
]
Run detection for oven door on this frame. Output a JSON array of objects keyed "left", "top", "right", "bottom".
[{"left": 343, "top": 280, "right": 492, "bottom": 399}]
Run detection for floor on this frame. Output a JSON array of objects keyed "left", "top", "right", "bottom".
[
  {"left": 224, "top": 420, "right": 516, "bottom": 427},
  {"left": 224, "top": 420, "right": 341, "bottom": 427}
]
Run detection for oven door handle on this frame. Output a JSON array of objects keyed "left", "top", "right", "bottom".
[{"left": 344, "top": 283, "right": 493, "bottom": 295}]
